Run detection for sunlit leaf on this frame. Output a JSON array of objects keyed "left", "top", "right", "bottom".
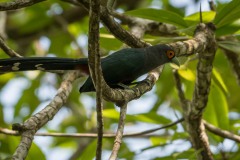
[
  {"left": 103, "top": 109, "right": 119, "bottom": 119},
  {"left": 125, "top": 8, "right": 188, "bottom": 28},
  {"left": 178, "top": 68, "right": 195, "bottom": 81},
  {"left": 130, "top": 113, "right": 172, "bottom": 124},
  {"left": 171, "top": 132, "right": 188, "bottom": 141},
  {"left": 150, "top": 137, "right": 168, "bottom": 146},
  {"left": 184, "top": 11, "right": 216, "bottom": 25},
  {"left": 103, "top": 109, "right": 172, "bottom": 124}
]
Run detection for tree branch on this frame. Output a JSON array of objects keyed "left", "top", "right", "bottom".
[
  {"left": 224, "top": 49, "right": 240, "bottom": 86},
  {"left": 0, "top": 37, "right": 22, "bottom": 57},
  {"left": 88, "top": 0, "right": 104, "bottom": 159},
  {"left": 185, "top": 23, "right": 216, "bottom": 160},
  {"left": 0, "top": 0, "right": 45, "bottom": 11},
  {"left": 173, "top": 70, "right": 187, "bottom": 105},
  {"left": 112, "top": 12, "right": 178, "bottom": 37},
  {"left": 203, "top": 121, "right": 240, "bottom": 143},
  {"left": 0, "top": 118, "right": 183, "bottom": 138},
  {"left": 11, "top": 71, "right": 81, "bottom": 160},
  {"left": 109, "top": 103, "right": 127, "bottom": 160},
  {"left": 77, "top": 0, "right": 148, "bottom": 48}
]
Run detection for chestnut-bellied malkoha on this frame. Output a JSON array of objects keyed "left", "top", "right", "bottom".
[{"left": 0, "top": 44, "right": 179, "bottom": 92}]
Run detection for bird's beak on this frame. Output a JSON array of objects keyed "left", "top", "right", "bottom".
[{"left": 171, "top": 57, "right": 180, "bottom": 67}]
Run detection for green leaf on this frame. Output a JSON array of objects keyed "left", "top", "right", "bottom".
[
  {"left": 171, "top": 132, "right": 188, "bottom": 141},
  {"left": 204, "top": 82, "right": 229, "bottom": 131},
  {"left": 173, "top": 148, "right": 198, "bottom": 159},
  {"left": 100, "top": 34, "right": 123, "bottom": 50},
  {"left": 79, "top": 139, "right": 97, "bottom": 160},
  {"left": 218, "top": 41, "right": 240, "bottom": 53},
  {"left": 184, "top": 11, "right": 216, "bottom": 25},
  {"left": 216, "top": 26, "right": 240, "bottom": 37},
  {"left": 100, "top": 27, "right": 123, "bottom": 50},
  {"left": 103, "top": 109, "right": 172, "bottom": 124},
  {"left": 215, "top": 19, "right": 240, "bottom": 36},
  {"left": 212, "top": 68, "right": 229, "bottom": 95},
  {"left": 176, "top": 25, "right": 196, "bottom": 36},
  {"left": 125, "top": 8, "right": 188, "bottom": 28},
  {"left": 27, "top": 142, "right": 46, "bottom": 160},
  {"left": 150, "top": 137, "right": 168, "bottom": 146},
  {"left": 48, "top": 29, "right": 73, "bottom": 55},
  {"left": 213, "top": 0, "right": 240, "bottom": 28},
  {"left": 103, "top": 109, "right": 119, "bottom": 119},
  {"left": 178, "top": 68, "right": 195, "bottom": 81},
  {"left": 130, "top": 113, "right": 172, "bottom": 124}
]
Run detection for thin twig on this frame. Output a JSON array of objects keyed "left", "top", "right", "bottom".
[
  {"left": 109, "top": 103, "right": 127, "bottom": 160},
  {"left": 173, "top": 70, "right": 186, "bottom": 103},
  {"left": 203, "top": 121, "right": 240, "bottom": 143},
  {"left": 88, "top": 0, "right": 103, "bottom": 159},
  {"left": 124, "top": 118, "right": 184, "bottom": 137},
  {"left": 0, "top": 118, "right": 184, "bottom": 138},
  {"left": 0, "top": 37, "right": 22, "bottom": 57},
  {"left": 4, "top": 118, "right": 240, "bottom": 143}
]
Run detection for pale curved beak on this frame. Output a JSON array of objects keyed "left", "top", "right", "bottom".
[{"left": 171, "top": 57, "right": 180, "bottom": 66}]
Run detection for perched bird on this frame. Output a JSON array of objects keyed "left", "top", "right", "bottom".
[{"left": 0, "top": 44, "right": 179, "bottom": 92}]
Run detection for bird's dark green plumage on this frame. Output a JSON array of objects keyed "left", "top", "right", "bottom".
[{"left": 0, "top": 44, "right": 179, "bottom": 92}]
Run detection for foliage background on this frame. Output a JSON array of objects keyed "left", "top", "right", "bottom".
[{"left": 0, "top": 0, "right": 240, "bottom": 159}]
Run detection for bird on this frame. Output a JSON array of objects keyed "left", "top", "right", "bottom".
[{"left": 0, "top": 44, "right": 179, "bottom": 92}]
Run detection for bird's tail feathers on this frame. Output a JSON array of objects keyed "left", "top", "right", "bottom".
[{"left": 0, "top": 57, "right": 88, "bottom": 73}]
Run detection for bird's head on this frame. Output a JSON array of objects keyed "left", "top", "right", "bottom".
[
  {"left": 148, "top": 44, "right": 180, "bottom": 67},
  {"left": 165, "top": 47, "right": 180, "bottom": 67}
]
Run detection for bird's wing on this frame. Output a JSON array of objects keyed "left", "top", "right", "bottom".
[{"left": 101, "top": 48, "right": 145, "bottom": 85}]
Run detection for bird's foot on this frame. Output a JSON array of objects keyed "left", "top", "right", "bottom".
[
  {"left": 116, "top": 83, "right": 131, "bottom": 90},
  {"left": 130, "top": 79, "right": 152, "bottom": 86}
]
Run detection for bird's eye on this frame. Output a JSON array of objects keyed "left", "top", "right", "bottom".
[{"left": 166, "top": 50, "right": 175, "bottom": 59}]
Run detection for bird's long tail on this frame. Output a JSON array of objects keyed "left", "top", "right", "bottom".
[{"left": 0, "top": 57, "right": 89, "bottom": 73}]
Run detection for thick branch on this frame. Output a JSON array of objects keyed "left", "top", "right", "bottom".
[
  {"left": 185, "top": 23, "right": 216, "bottom": 160},
  {"left": 191, "top": 23, "right": 217, "bottom": 117},
  {"left": 169, "top": 24, "right": 208, "bottom": 57}
]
